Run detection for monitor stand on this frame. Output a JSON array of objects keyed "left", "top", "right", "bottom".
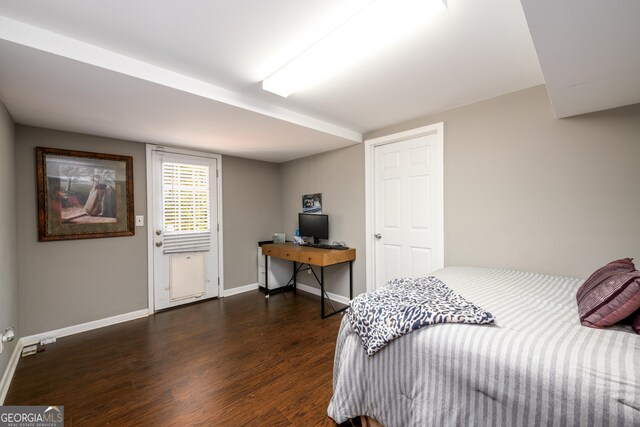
[{"left": 313, "top": 237, "right": 320, "bottom": 245}]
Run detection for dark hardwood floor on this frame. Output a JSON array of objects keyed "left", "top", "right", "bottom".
[{"left": 6, "top": 290, "right": 347, "bottom": 426}]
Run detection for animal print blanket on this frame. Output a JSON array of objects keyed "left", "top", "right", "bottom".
[{"left": 348, "top": 276, "right": 495, "bottom": 355}]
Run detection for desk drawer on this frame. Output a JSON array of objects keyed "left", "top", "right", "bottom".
[
  {"left": 262, "top": 243, "right": 356, "bottom": 266},
  {"left": 263, "top": 245, "right": 321, "bottom": 264},
  {"left": 300, "top": 252, "right": 325, "bottom": 265},
  {"left": 263, "top": 246, "right": 296, "bottom": 260}
]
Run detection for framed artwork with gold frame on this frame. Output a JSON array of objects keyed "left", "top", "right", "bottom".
[{"left": 36, "top": 147, "right": 134, "bottom": 241}]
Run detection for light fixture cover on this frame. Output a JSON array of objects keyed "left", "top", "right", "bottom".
[{"left": 263, "top": 0, "right": 446, "bottom": 97}]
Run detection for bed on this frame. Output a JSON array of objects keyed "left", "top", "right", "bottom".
[{"left": 328, "top": 266, "right": 640, "bottom": 426}]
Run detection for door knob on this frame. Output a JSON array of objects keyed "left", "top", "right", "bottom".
[
  {"left": 155, "top": 229, "right": 162, "bottom": 236},
  {"left": 374, "top": 233, "right": 382, "bottom": 240},
  {"left": 155, "top": 241, "right": 163, "bottom": 247}
]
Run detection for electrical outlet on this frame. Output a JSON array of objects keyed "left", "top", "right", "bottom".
[
  {"left": 22, "top": 345, "right": 38, "bottom": 357},
  {"left": 40, "top": 336, "right": 56, "bottom": 345}
]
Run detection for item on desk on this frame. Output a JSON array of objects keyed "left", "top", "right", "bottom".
[
  {"left": 301, "top": 241, "right": 350, "bottom": 250},
  {"left": 332, "top": 241, "right": 348, "bottom": 249},
  {"left": 273, "top": 232, "right": 285, "bottom": 244},
  {"left": 293, "top": 235, "right": 305, "bottom": 245}
]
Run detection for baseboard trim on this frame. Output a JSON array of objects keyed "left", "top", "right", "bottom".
[
  {"left": 223, "top": 283, "right": 259, "bottom": 297},
  {"left": 21, "top": 309, "right": 149, "bottom": 347},
  {"left": 222, "top": 282, "right": 350, "bottom": 305},
  {"left": 296, "top": 283, "right": 350, "bottom": 305},
  {"left": 0, "top": 339, "right": 24, "bottom": 404}
]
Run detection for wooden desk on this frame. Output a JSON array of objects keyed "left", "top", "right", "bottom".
[{"left": 262, "top": 243, "right": 356, "bottom": 318}]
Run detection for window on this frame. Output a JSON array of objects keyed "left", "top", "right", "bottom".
[
  {"left": 161, "top": 162, "right": 211, "bottom": 253},
  {"left": 162, "top": 162, "right": 210, "bottom": 234}
]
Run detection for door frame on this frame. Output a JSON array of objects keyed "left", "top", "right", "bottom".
[
  {"left": 364, "top": 122, "right": 444, "bottom": 293},
  {"left": 145, "top": 144, "right": 224, "bottom": 313}
]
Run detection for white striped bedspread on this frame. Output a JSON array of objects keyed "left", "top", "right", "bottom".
[{"left": 328, "top": 266, "right": 640, "bottom": 427}]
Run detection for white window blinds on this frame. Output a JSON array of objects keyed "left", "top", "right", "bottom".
[{"left": 162, "top": 162, "right": 211, "bottom": 253}]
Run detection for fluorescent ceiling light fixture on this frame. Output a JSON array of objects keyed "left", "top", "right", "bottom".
[{"left": 263, "top": 0, "right": 446, "bottom": 98}]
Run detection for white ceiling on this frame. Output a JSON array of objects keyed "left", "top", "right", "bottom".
[
  {"left": 521, "top": 0, "right": 640, "bottom": 118},
  {"left": 0, "top": 1, "right": 634, "bottom": 163}
]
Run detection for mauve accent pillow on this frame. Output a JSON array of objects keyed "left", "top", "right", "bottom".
[{"left": 576, "top": 258, "right": 640, "bottom": 328}]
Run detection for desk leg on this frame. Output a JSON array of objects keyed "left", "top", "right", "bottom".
[
  {"left": 320, "top": 266, "right": 325, "bottom": 319},
  {"left": 349, "top": 261, "right": 353, "bottom": 300},
  {"left": 264, "top": 254, "right": 269, "bottom": 299},
  {"left": 293, "top": 261, "right": 297, "bottom": 290}
]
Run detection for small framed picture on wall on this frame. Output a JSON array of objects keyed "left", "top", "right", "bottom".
[{"left": 302, "top": 193, "right": 322, "bottom": 213}]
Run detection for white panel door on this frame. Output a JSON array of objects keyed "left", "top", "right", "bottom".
[
  {"left": 151, "top": 149, "right": 220, "bottom": 310},
  {"left": 373, "top": 133, "right": 443, "bottom": 289}
]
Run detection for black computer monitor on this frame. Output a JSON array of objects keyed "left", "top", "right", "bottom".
[{"left": 299, "top": 213, "right": 328, "bottom": 244}]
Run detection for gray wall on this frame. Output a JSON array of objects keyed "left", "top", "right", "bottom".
[
  {"left": 366, "top": 85, "right": 640, "bottom": 278},
  {"left": 280, "top": 144, "right": 366, "bottom": 296},
  {"left": 0, "top": 103, "right": 17, "bottom": 383},
  {"left": 14, "top": 127, "right": 283, "bottom": 336},
  {"left": 9, "top": 84, "right": 640, "bottom": 339},
  {"left": 16, "top": 126, "right": 148, "bottom": 336},
  {"left": 222, "top": 155, "right": 282, "bottom": 289}
]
